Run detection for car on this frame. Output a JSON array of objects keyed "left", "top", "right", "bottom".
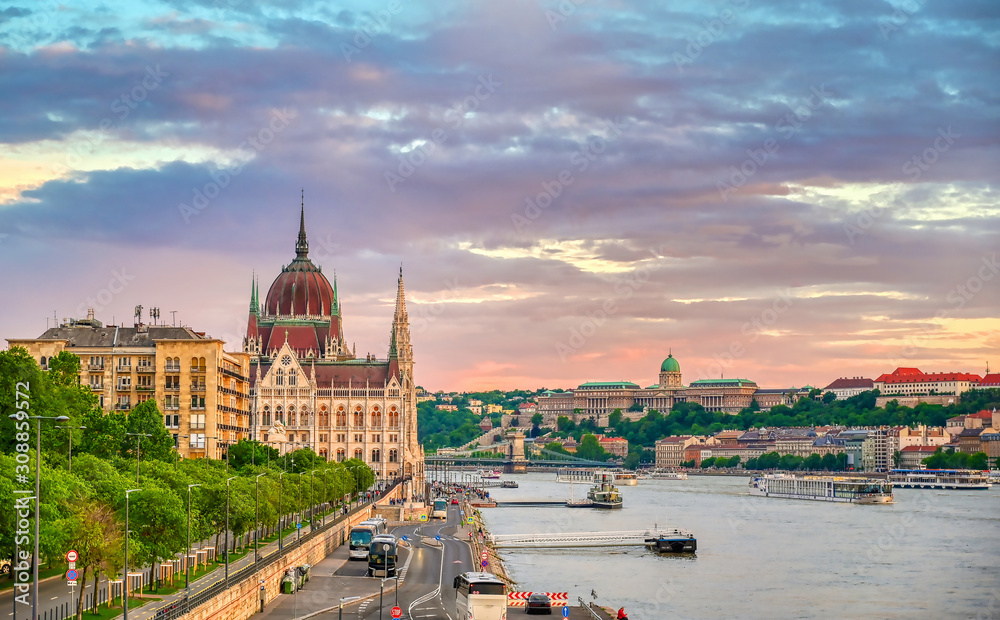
[
  {"left": 526, "top": 593, "right": 552, "bottom": 614},
  {"left": 451, "top": 498, "right": 459, "bottom": 505}
]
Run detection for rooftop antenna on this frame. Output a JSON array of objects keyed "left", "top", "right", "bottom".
[
  {"left": 170, "top": 310, "right": 177, "bottom": 327},
  {"left": 150, "top": 307, "right": 160, "bottom": 325}
]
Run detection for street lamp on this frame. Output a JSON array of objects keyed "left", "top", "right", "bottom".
[
  {"left": 186, "top": 483, "right": 201, "bottom": 598},
  {"left": 339, "top": 596, "right": 360, "bottom": 620},
  {"left": 54, "top": 424, "right": 86, "bottom": 474},
  {"left": 124, "top": 488, "right": 142, "bottom": 620},
  {"left": 254, "top": 473, "right": 266, "bottom": 562},
  {"left": 125, "top": 432, "right": 152, "bottom": 485},
  {"left": 278, "top": 471, "right": 287, "bottom": 550},
  {"left": 205, "top": 435, "right": 219, "bottom": 468},
  {"left": 8, "top": 412, "right": 69, "bottom": 620},
  {"left": 309, "top": 470, "right": 316, "bottom": 529},
  {"left": 225, "top": 477, "right": 236, "bottom": 583}
]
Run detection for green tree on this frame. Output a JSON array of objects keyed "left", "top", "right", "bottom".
[
  {"left": 228, "top": 439, "right": 280, "bottom": 470},
  {"left": 127, "top": 485, "right": 186, "bottom": 590},
  {"left": 700, "top": 457, "right": 717, "bottom": 468},
  {"left": 123, "top": 400, "right": 175, "bottom": 463},
  {"left": 67, "top": 499, "right": 122, "bottom": 619},
  {"left": 530, "top": 413, "right": 543, "bottom": 427},
  {"left": 822, "top": 391, "right": 837, "bottom": 404},
  {"left": 576, "top": 434, "right": 610, "bottom": 461}
]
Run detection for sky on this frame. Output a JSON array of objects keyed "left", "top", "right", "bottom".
[{"left": 1, "top": 0, "right": 998, "bottom": 392}]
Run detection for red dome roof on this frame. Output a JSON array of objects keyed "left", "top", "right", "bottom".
[
  {"left": 262, "top": 205, "right": 336, "bottom": 317},
  {"left": 264, "top": 263, "right": 334, "bottom": 316}
]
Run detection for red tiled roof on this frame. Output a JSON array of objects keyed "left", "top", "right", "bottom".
[
  {"left": 823, "top": 377, "right": 874, "bottom": 390},
  {"left": 875, "top": 368, "right": 982, "bottom": 384},
  {"left": 979, "top": 374, "right": 1000, "bottom": 386},
  {"left": 900, "top": 445, "right": 938, "bottom": 452},
  {"left": 968, "top": 410, "right": 994, "bottom": 420}
]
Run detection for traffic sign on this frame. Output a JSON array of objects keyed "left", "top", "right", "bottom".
[
  {"left": 419, "top": 514, "right": 428, "bottom": 522},
  {"left": 467, "top": 517, "right": 474, "bottom": 525},
  {"left": 480, "top": 551, "right": 488, "bottom": 560},
  {"left": 297, "top": 523, "right": 302, "bottom": 529},
  {"left": 66, "top": 569, "right": 78, "bottom": 581},
  {"left": 481, "top": 560, "right": 488, "bottom": 567},
  {"left": 67, "top": 580, "right": 77, "bottom": 587},
  {"left": 391, "top": 607, "right": 402, "bottom": 618},
  {"left": 435, "top": 535, "right": 441, "bottom": 541},
  {"left": 401, "top": 535, "right": 408, "bottom": 541},
  {"left": 66, "top": 550, "right": 78, "bottom": 563},
  {"left": 563, "top": 606, "right": 570, "bottom": 617}
]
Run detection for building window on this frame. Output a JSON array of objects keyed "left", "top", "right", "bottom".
[
  {"left": 389, "top": 434, "right": 398, "bottom": 443},
  {"left": 191, "top": 396, "right": 205, "bottom": 409},
  {"left": 354, "top": 433, "right": 363, "bottom": 442},
  {"left": 276, "top": 406, "right": 284, "bottom": 425},
  {"left": 262, "top": 406, "right": 271, "bottom": 426},
  {"left": 371, "top": 449, "right": 381, "bottom": 462},
  {"left": 190, "top": 434, "right": 206, "bottom": 449},
  {"left": 337, "top": 434, "right": 346, "bottom": 442},
  {"left": 389, "top": 449, "right": 398, "bottom": 463},
  {"left": 288, "top": 406, "right": 296, "bottom": 426},
  {"left": 353, "top": 449, "right": 363, "bottom": 460},
  {"left": 353, "top": 407, "right": 363, "bottom": 427},
  {"left": 288, "top": 372, "right": 296, "bottom": 386},
  {"left": 117, "top": 376, "right": 131, "bottom": 390},
  {"left": 275, "top": 368, "right": 284, "bottom": 386},
  {"left": 337, "top": 449, "right": 346, "bottom": 462},
  {"left": 190, "top": 413, "right": 206, "bottom": 430},
  {"left": 289, "top": 433, "right": 296, "bottom": 442},
  {"left": 372, "top": 434, "right": 381, "bottom": 443},
  {"left": 371, "top": 407, "right": 382, "bottom": 428},
  {"left": 336, "top": 407, "right": 347, "bottom": 427},
  {"left": 388, "top": 408, "right": 400, "bottom": 428}
]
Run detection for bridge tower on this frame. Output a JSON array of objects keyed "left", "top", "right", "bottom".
[{"left": 504, "top": 429, "right": 528, "bottom": 474}]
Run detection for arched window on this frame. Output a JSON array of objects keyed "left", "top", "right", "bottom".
[
  {"left": 288, "top": 406, "right": 296, "bottom": 426},
  {"left": 319, "top": 449, "right": 328, "bottom": 460},
  {"left": 301, "top": 407, "right": 310, "bottom": 426},
  {"left": 336, "top": 406, "right": 347, "bottom": 428},
  {"left": 353, "top": 407, "right": 363, "bottom": 427},
  {"left": 389, "top": 449, "right": 398, "bottom": 463},
  {"left": 191, "top": 356, "right": 199, "bottom": 370},
  {"left": 275, "top": 368, "right": 284, "bottom": 386},
  {"left": 288, "top": 372, "right": 296, "bottom": 386},
  {"left": 336, "top": 449, "right": 346, "bottom": 462},
  {"left": 371, "top": 449, "right": 381, "bottom": 463},
  {"left": 275, "top": 406, "right": 284, "bottom": 425},
  {"left": 371, "top": 406, "right": 382, "bottom": 428},
  {"left": 353, "top": 448, "right": 363, "bottom": 460},
  {"left": 388, "top": 407, "right": 400, "bottom": 428},
  {"left": 319, "top": 406, "right": 329, "bottom": 428},
  {"left": 40, "top": 356, "right": 47, "bottom": 369},
  {"left": 262, "top": 406, "right": 271, "bottom": 426},
  {"left": 198, "top": 357, "right": 206, "bottom": 371}
]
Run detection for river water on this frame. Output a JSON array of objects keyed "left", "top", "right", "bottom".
[{"left": 478, "top": 473, "right": 1000, "bottom": 619}]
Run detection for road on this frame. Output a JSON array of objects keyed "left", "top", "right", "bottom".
[{"left": 332, "top": 504, "right": 471, "bottom": 620}]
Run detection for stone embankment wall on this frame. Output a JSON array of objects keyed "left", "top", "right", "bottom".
[
  {"left": 183, "top": 485, "right": 403, "bottom": 620},
  {"left": 465, "top": 500, "right": 516, "bottom": 588}
]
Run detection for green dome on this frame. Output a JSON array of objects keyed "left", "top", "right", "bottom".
[{"left": 660, "top": 353, "right": 680, "bottom": 373}]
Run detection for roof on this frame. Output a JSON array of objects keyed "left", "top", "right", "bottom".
[
  {"left": 689, "top": 378, "right": 757, "bottom": 387},
  {"left": 968, "top": 410, "right": 994, "bottom": 420},
  {"left": 875, "top": 368, "right": 982, "bottom": 384},
  {"left": 958, "top": 428, "right": 984, "bottom": 438},
  {"left": 656, "top": 436, "right": 691, "bottom": 444},
  {"left": 599, "top": 437, "right": 627, "bottom": 443},
  {"left": 577, "top": 381, "right": 641, "bottom": 390},
  {"left": 26, "top": 325, "right": 208, "bottom": 348},
  {"left": 660, "top": 353, "right": 680, "bottom": 373},
  {"left": 979, "top": 374, "right": 1000, "bottom": 387},
  {"left": 823, "top": 377, "right": 874, "bottom": 390},
  {"left": 900, "top": 445, "right": 939, "bottom": 453}
]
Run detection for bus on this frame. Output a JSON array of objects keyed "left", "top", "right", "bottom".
[
  {"left": 367, "top": 536, "right": 398, "bottom": 577},
  {"left": 349, "top": 524, "right": 376, "bottom": 560},
  {"left": 454, "top": 572, "right": 507, "bottom": 620},
  {"left": 432, "top": 498, "right": 448, "bottom": 519},
  {"left": 359, "top": 518, "right": 387, "bottom": 535}
]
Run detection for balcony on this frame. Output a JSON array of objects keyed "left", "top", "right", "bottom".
[
  {"left": 116, "top": 365, "right": 132, "bottom": 372},
  {"left": 191, "top": 384, "right": 206, "bottom": 392},
  {"left": 115, "top": 403, "right": 131, "bottom": 411},
  {"left": 136, "top": 386, "right": 155, "bottom": 392},
  {"left": 164, "top": 404, "right": 180, "bottom": 411},
  {"left": 190, "top": 366, "right": 207, "bottom": 373},
  {"left": 88, "top": 365, "right": 105, "bottom": 373},
  {"left": 165, "top": 385, "right": 180, "bottom": 391},
  {"left": 191, "top": 405, "right": 206, "bottom": 411},
  {"left": 165, "top": 365, "right": 181, "bottom": 373},
  {"left": 136, "top": 365, "right": 155, "bottom": 373}
]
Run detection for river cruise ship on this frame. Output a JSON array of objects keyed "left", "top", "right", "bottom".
[
  {"left": 567, "top": 472, "right": 624, "bottom": 509},
  {"left": 556, "top": 467, "right": 597, "bottom": 483},
  {"left": 648, "top": 470, "right": 688, "bottom": 480},
  {"left": 748, "top": 474, "right": 893, "bottom": 504},
  {"left": 613, "top": 470, "right": 638, "bottom": 486},
  {"left": 889, "top": 469, "right": 992, "bottom": 490}
]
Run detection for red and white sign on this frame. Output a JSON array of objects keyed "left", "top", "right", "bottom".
[
  {"left": 507, "top": 592, "right": 569, "bottom": 607},
  {"left": 480, "top": 551, "right": 488, "bottom": 560},
  {"left": 66, "top": 550, "right": 78, "bottom": 563},
  {"left": 391, "top": 607, "right": 402, "bottom": 618}
]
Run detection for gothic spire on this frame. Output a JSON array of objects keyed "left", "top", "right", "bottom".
[
  {"left": 393, "top": 264, "right": 407, "bottom": 322},
  {"left": 332, "top": 272, "right": 339, "bottom": 314},
  {"left": 295, "top": 190, "right": 309, "bottom": 260},
  {"left": 249, "top": 271, "right": 258, "bottom": 313}
]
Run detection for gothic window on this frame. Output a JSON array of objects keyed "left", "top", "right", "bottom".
[
  {"left": 288, "top": 372, "right": 296, "bottom": 386},
  {"left": 274, "top": 368, "right": 284, "bottom": 386},
  {"left": 388, "top": 407, "right": 400, "bottom": 428},
  {"left": 388, "top": 449, "right": 398, "bottom": 463},
  {"left": 319, "top": 407, "right": 329, "bottom": 427},
  {"left": 301, "top": 407, "right": 310, "bottom": 425},
  {"left": 262, "top": 406, "right": 271, "bottom": 426},
  {"left": 337, "top": 449, "right": 346, "bottom": 462},
  {"left": 289, "top": 406, "right": 296, "bottom": 426},
  {"left": 353, "top": 448, "right": 363, "bottom": 460},
  {"left": 353, "top": 407, "right": 363, "bottom": 427},
  {"left": 371, "top": 449, "right": 381, "bottom": 463},
  {"left": 371, "top": 407, "right": 382, "bottom": 428},
  {"left": 276, "top": 406, "right": 284, "bottom": 425},
  {"left": 336, "top": 406, "right": 347, "bottom": 427}
]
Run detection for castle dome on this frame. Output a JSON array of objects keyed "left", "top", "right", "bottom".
[
  {"left": 262, "top": 206, "right": 335, "bottom": 317},
  {"left": 660, "top": 353, "right": 680, "bottom": 373}
]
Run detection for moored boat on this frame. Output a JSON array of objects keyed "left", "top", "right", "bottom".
[
  {"left": 889, "top": 469, "right": 992, "bottom": 490},
  {"left": 748, "top": 474, "right": 893, "bottom": 504},
  {"left": 644, "top": 528, "right": 697, "bottom": 554},
  {"left": 587, "top": 472, "right": 623, "bottom": 509},
  {"left": 612, "top": 470, "right": 638, "bottom": 486},
  {"left": 649, "top": 470, "right": 688, "bottom": 480},
  {"left": 479, "top": 469, "right": 502, "bottom": 479}
]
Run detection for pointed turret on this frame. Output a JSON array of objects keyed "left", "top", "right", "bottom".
[
  {"left": 295, "top": 191, "right": 309, "bottom": 260},
  {"left": 332, "top": 273, "right": 339, "bottom": 315}
]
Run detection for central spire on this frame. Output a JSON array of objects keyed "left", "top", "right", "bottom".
[{"left": 295, "top": 190, "right": 309, "bottom": 260}]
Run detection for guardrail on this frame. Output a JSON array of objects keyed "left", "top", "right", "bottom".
[{"left": 578, "top": 596, "right": 604, "bottom": 619}]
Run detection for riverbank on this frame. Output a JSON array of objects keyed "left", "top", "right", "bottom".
[{"left": 464, "top": 498, "right": 516, "bottom": 587}]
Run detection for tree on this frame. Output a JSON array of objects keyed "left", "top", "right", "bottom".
[
  {"left": 228, "top": 440, "right": 280, "bottom": 470},
  {"left": 544, "top": 442, "right": 570, "bottom": 455},
  {"left": 556, "top": 416, "right": 574, "bottom": 432},
  {"left": 700, "top": 457, "right": 717, "bottom": 468},
  {"left": 126, "top": 485, "right": 186, "bottom": 591},
  {"left": 822, "top": 391, "right": 837, "bottom": 404},
  {"left": 530, "top": 413, "right": 543, "bottom": 427},
  {"left": 67, "top": 499, "right": 122, "bottom": 619},
  {"left": 575, "top": 434, "right": 609, "bottom": 461}
]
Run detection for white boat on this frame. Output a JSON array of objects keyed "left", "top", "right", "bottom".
[
  {"left": 567, "top": 472, "right": 623, "bottom": 509},
  {"left": 889, "top": 469, "right": 992, "bottom": 490},
  {"left": 648, "top": 470, "right": 688, "bottom": 480},
  {"left": 613, "top": 470, "right": 638, "bottom": 486},
  {"left": 479, "top": 469, "right": 502, "bottom": 480},
  {"left": 748, "top": 474, "right": 893, "bottom": 504},
  {"left": 556, "top": 468, "right": 596, "bottom": 483}
]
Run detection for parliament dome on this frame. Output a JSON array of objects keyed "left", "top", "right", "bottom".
[{"left": 262, "top": 207, "right": 336, "bottom": 317}]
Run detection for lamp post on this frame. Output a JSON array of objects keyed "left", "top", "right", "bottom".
[
  {"left": 309, "top": 470, "right": 316, "bottom": 529},
  {"left": 124, "top": 488, "right": 142, "bottom": 620},
  {"left": 278, "top": 472, "right": 287, "bottom": 550},
  {"left": 186, "top": 483, "right": 201, "bottom": 598},
  {"left": 8, "top": 412, "right": 69, "bottom": 620},
  {"left": 225, "top": 477, "right": 236, "bottom": 583},
  {"left": 205, "top": 435, "right": 219, "bottom": 468},
  {"left": 338, "top": 596, "right": 360, "bottom": 620},
  {"left": 54, "top": 424, "right": 86, "bottom": 474},
  {"left": 254, "top": 473, "right": 266, "bottom": 562},
  {"left": 125, "top": 432, "right": 152, "bottom": 485}
]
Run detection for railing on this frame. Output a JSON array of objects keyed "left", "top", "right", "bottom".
[
  {"left": 136, "top": 365, "right": 156, "bottom": 372},
  {"left": 578, "top": 597, "right": 604, "bottom": 619},
  {"left": 191, "top": 366, "right": 207, "bottom": 373},
  {"left": 165, "top": 365, "right": 181, "bottom": 372},
  {"left": 165, "top": 385, "right": 180, "bottom": 391},
  {"left": 191, "top": 384, "right": 206, "bottom": 391}
]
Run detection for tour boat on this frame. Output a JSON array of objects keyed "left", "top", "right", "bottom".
[
  {"left": 644, "top": 528, "right": 697, "bottom": 554},
  {"left": 556, "top": 467, "right": 596, "bottom": 483},
  {"left": 648, "top": 470, "right": 688, "bottom": 480},
  {"left": 479, "top": 469, "right": 502, "bottom": 480},
  {"left": 748, "top": 474, "right": 893, "bottom": 504},
  {"left": 889, "top": 469, "right": 992, "bottom": 490},
  {"left": 613, "top": 471, "right": 639, "bottom": 486}
]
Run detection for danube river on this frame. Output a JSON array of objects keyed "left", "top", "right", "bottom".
[{"left": 479, "top": 473, "right": 1000, "bottom": 619}]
